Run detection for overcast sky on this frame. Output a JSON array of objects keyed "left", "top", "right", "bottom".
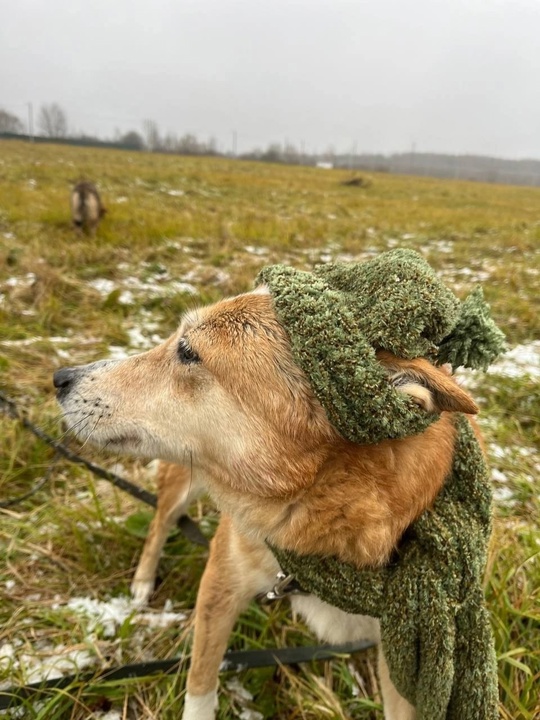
[{"left": 2, "top": 0, "right": 539, "bottom": 158}]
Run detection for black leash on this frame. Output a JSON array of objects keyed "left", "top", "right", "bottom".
[{"left": 0, "top": 641, "right": 375, "bottom": 710}]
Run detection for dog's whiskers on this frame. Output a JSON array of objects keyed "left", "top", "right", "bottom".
[{"left": 77, "top": 413, "right": 104, "bottom": 450}]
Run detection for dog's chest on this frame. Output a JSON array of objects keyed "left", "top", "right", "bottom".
[{"left": 290, "top": 594, "right": 380, "bottom": 646}]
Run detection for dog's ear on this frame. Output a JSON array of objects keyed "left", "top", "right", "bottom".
[{"left": 377, "top": 351, "right": 478, "bottom": 414}]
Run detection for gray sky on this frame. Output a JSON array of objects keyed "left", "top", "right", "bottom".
[{"left": 2, "top": 0, "right": 540, "bottom": 158}]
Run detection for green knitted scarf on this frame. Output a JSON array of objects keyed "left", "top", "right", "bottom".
[
  {"left": 271, "top": 416, "right": 497, "bottom": 720},
  {"left": 255, "top": 250, "right": 504, "bottom": 720}
]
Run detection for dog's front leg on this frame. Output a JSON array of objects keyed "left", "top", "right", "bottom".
[
  {"left": 183, "top": 515, "right": 279, "bottom": 720},
  {"left": 131, "top": 462, "right": 203, "bottom": 606}
]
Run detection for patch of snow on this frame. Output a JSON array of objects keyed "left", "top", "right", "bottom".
[
  {"left": 0, "top": 643, "right": 16, "bottom": 671},
  {"left": 123, "top": 275, "right": 197, "bottom": 297},
  {"left": 0, "top": 335, "right": 93, "bottom": 348},
  {"left": 0, "top": 641, "right": 95, "bottom": 685},
  {"left": 107, "top": 345, "right": 131, "bottom": 360},
  {"left": 88, "top": 278, "right": 116, "bottom": 295},
  {"left": 115, "top": 196, "right": 128, "bottom": 204},
  {"left": 62, "top": 595, "right": 187, "bottom": 639},
  {"left": 244, "top": 245, "right": 269, "bottom": 256},
  {"left": 167, "top": 189, "right": 185, "bottom": 197},
  {"left": 454, "top": 267, "right": 491, "bottom": 282},
  {"left": 4, "top": 272, "right": 36, "bottom": 288},
  {"left": 487, "top": 341, "right": 540, "bottom": 379},
  {"left": 492, "top": 486, "right": 515, "bottom": 504},
  {"left": 239, "top": 712, "right": 264, "bottom": 720},
  {"left": 489, "top": 444, "right": 506, "bottom": 460},
  {"left": 457, "top": 341, "right": 540, "bottom": 386},
  {"left": 226, "top": 677, "right": 253, "bottom": 701},
  {"left": 118, "top": 290, "right": 135, "bottom": 305},
  {"left": 3, "top": 232, "right": 15, "bottom": 240},
  {"left": 426, "top": 240, "right": 454, "bottom": 254},
  {"left": 126, "top": 326, "right": 163, "bottom": 349},
  {"left": 24, "top": 647, "right": 95, "bottom": 683}
]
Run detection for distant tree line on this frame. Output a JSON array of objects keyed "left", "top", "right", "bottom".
[
  {"left": 0, "top": 105, "right": 218, "bottom": 156},
  {"left": 3, "top": 104, "right": 540, "bottom": 187}
]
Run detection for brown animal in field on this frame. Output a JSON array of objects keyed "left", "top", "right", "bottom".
[
  {"left": 70, "top": 181, "right": 106, "bottom": 235},
  {"left": 54, "top": 284, "right": 483, "bottom": 720}
]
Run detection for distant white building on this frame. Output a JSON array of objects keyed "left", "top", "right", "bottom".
[{"left": 316, "top": 161, "right": 334, "bottom": 170}]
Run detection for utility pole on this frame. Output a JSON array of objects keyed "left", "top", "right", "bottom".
[{"left": 27, "top": 102, "right": 34, "bottom": 142}]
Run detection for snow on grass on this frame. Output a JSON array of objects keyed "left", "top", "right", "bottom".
[
  {"left": 487, "top": 341, "right": 540, "bottom": 379},
  {"left": 88, "top": 278, "right": 116, "bottom": 295},
  {"left": 226, "top": 677, "right": 264, "bottom": 720},
  {"left": 244, "top": 245, "right": 269, "bottom": 256},
  {"left": 0, "top": 641, "right": 95, "bottom": 685},
  {"left": 0, "top": 596, "right": 188, "bottom": 688},
  {"left": 88, "top": 274, "right": 197, "bottom": 301},
  {"left": 457, "top": 341, "right": 540, "bottom": 388},
  {"left": 63, "top": 595, "right": 187, "bottom": 637}
]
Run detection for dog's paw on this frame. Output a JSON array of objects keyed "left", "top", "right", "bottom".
[
  {"left": 183, "top": 690, "right": 218, "bottom": 720},
  {"left": 130, "top": 578, "right": 154, "bottom": 607}
]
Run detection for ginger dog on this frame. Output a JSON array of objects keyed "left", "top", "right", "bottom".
[{"left": 54, "top": 288, "right": 479, "bottom": 720}]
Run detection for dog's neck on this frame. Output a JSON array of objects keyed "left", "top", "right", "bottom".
[{"left": 202, "top": 415, "right": 457, "bottom": 569}]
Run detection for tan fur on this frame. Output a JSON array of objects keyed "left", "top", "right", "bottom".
[
  {"left": 55, "top": 290, "right": 480, "bottom": 720},
  {"left": 131, "top": 462, "right": 203, "bottom": 605}
]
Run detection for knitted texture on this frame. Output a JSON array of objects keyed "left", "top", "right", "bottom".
[
  {"left": 437, "top": 286, "right": 506, "bottom": 370},
  {"left": 271, "top": 415, "right": 498, "bottom": 720},
  {"left": 257, "top": 249, "right": 504, "bottom": 444}
]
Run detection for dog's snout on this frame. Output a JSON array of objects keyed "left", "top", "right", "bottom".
[{"left": 53, "top": 366, "right": 80, "bottom": 398}]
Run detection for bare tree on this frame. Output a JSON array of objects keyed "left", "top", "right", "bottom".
[
  {"left": 162, "top": 132, "right": 179, "bottom": 153},
  {"left": 38, "top": 103, "right": 68, "bottom": 137},
  {"left": 0, "top": 109, "right": 24, "bottom": 134},
  {"left": 142, "top": 119, "right": 161, "bottom": 152}
]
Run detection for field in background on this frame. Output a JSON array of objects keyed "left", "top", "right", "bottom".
[{"left": 0, "top": 140, "right": 538, "bottom": 719}]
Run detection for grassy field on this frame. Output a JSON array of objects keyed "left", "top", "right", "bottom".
[{"left": 0, "top": 139, "right": 538, "bottom": 720}]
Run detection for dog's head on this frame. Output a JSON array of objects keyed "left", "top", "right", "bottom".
[{"left": 54, "top": 287, "right": 477, "bottom": 498}]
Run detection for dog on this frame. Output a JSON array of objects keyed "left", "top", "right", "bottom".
[
  {"left": 70, "top": 181, "right": 106, "bottom": 235},
  {"left": 54, "top": 286, "right": 480, "bottom": 720}
]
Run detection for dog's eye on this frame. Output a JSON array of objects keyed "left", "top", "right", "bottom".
[{"left": 177, "top": 338, "right": 200, "bottom": 364}]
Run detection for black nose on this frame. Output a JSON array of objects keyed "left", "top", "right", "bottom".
[{"left": 53, "top": 367, "right": 80, "bottom": 397}]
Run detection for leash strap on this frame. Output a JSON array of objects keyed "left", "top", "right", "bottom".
[{"left": 0, "top": 640, "right": 375, "bottom": 710}]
